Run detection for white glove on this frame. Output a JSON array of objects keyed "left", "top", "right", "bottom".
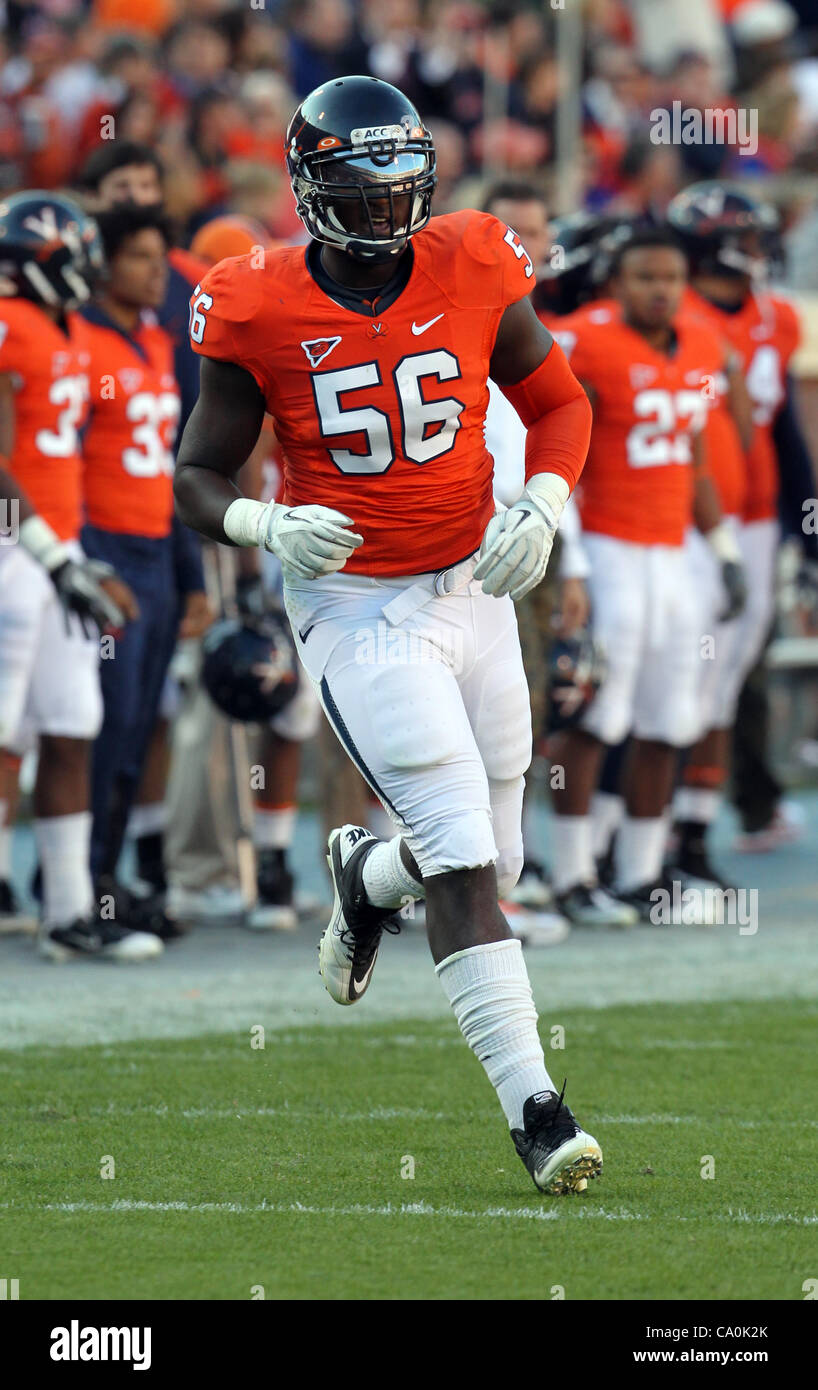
[
  {"left": 223, "top": 498, "right": 363, "bottom": 580},
  {"left": 473, "top": 473, "right": 569, "bottom": 602}
]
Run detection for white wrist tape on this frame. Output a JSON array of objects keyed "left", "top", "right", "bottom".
[
  {"left": 223, "top": 497, "right": 271, "bottom": 548},
  {"left": 705, "top": 520, "right": 741, "bottom": 564},
  {"left": 18, "top": 515, "right": 70, "bottom": 572},
  {"left": 523, "top": 471, "right": 571, "bottom": 526}
]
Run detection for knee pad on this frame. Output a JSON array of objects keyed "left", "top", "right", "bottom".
[
  {"left": 496, "top": 848, "right": 524, "bottom": 900},
  {"left": 407, "top": 805, "right": 497, "bottom": 880}
]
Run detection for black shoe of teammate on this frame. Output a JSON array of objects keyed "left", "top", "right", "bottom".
[
  {"left": 511, "top": 1086, "right": 603, "bottom": 1194},
  {"left": 95, "top": 874, "right": 186, "bottom": 942},
  {"left": 247, "top": 848, "right": 297, "bottom": 931},
  {"left": 38, "top": 915, "right": 164, "bottom": 963},
  {"left": 319, "top": 825, "right": 401, "bottom": 1005}
]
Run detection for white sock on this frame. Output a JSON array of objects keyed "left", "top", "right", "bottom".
[
  {"left": 253, "top": 805, "right": 296, "bottom": 850},
  {"left": 127, "top": 801, "right": 167, "bottom": 839},
  {"left": 590, "top": 791, "right": 624, "bottom": 858},
  {"left": 0, "top": 800, "right": 10, "bottom": 880},
  {"left": 674, "top": 787, "right": 721, "bottom": 825},
  {"left": 362, "top": 834, "right": 423, "bottom": 908},
  {"left": 550, "top": 815, "right": 594, "bottom": 893},
  {"left": 436, "top": 939, "right": 556, "bottom": 1129},
  {"left": 615, "top": 815, "right": 667, "bottom": 892},
  {"left": 34, "top": 812, "right": 94, "bottom": 927}
]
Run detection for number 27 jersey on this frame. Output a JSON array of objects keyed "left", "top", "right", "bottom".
[{"left": 189, "top": 211, "right": 536, "bottom": 576}]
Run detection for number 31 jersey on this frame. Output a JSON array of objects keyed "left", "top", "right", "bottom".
[
  {"left": 0, "top": 297, "right": 90, "bottom": 540},
  {"left": 189, "top": 210, "right": 536, "bottom": 576}
]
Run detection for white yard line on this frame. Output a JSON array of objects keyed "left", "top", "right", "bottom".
[{"left": 1, "top": 1198, "right": 815, "bottom": 1226}]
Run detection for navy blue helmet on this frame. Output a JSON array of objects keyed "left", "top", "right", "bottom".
[
  {"left": 286, "top": 75, "right": 436, "bottom": 264},
  {"left": 0, "top": 191, "right": 103, "bottom": 308},
  {"left": 201, "top": 610, "right": 298, "bottom": 723}
]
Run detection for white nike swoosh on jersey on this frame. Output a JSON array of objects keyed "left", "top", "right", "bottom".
[{"left": 411, "top": 314, "right": 444, "bottom": 336}]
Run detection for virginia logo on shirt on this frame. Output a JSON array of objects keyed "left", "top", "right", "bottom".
[
  {"left": 301, "top": 336, "right": 342, "bottom": 367},
  {"left": 117, "top": 368, "right": 143, "bottom": 393},
  {"left": 629, "top": 363, "right": 658, "bottom": 389}
]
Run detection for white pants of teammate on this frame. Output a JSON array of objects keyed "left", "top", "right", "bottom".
[
  {"left": 283, "top": 554, "right": 532, "bottom": 888},
  {"left": 0, "top": 543, "right": 102, "bottom": 748},
  {"left": 580, "top": 533, "right": 699, "bottom": 747},
  {"left": 683, "top": 516, "right": 779, "bottom": 737},
  {"left": 685, "top": 516, "right": 743, "bottom": 738}
]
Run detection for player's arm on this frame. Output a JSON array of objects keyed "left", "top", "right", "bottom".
[
  {"left": 691, "top": 432, "right": 747, "bottom": 621},
  {"left": 725, "top": 354, "right": 754, "bottom": 454},
  {"left": 475, "top": 296, "right": 592, "bottom": 601},
  {"left": 0, "top": 459, "right": 136, "bottom": 632},
  {"left": 174, "top": 357, "right": 363, "bottom": 580}
]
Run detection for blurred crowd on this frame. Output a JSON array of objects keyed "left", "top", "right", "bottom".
[{"left": 2, "top": 0, "right": 818, "bottom": 283}]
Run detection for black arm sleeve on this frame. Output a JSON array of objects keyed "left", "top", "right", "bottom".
[{"left": 773, "top": 376, "right": 818, "bottom": 560}]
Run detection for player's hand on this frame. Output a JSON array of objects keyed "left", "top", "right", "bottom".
[
  {"left": 555, "top": 577, "right": 590, "bottom": 636},
  {"left": 178, "top": 589, "right": 214, "bottom": 639},
  {"left": 262, "top": 502, "right": 364, "bottom": 581},
  {"left": 474, "top": 495, "right": 557, "bottom": 602},
  {"left": 50, "top": 559, "right": 137, "bottom": 636},
  {"left": 719, "top": 559, "right": 747, "bottom": 622}
]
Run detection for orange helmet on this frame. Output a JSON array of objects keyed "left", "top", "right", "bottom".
[{"left": 190, "top": 215, "right": 282, "bottom": 265}]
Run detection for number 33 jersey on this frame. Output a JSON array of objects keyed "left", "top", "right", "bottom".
[
  {"left": 80, "top": 306, "right": 181, "bottom": 538},
  {"left": 189, "top": 210, "right": 536, "bottom": 576},
  {"left": 0, "top": 297, "right": 91, "bottom": 540},
  {"left": 564, "top": 306, "right": 728, "bottom": 547}
]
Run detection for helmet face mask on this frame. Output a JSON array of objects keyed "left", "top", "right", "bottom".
[
  {"left": 286, "top": 77, "right": 437, "bottom": 264},
  {"left": 666, "top": 182, "right": 779, "bottom": 286},
  {"left": 0, "top": 192, "right": 103, "bottom": 309}
]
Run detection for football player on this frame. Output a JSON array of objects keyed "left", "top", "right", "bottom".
[
  {"left": 552, "top": 227, "right": 746, "bottom": 922},
  {"left": 175, "top": 76, "right": 601, "bottom": 1195},
  {"left": 667, "top": 183, "right": 812, "bottom": 869},
  {"left": 0, "top": 191, "right": 160, "bottom": 961},
  {"left": 79, "top": 202, "right": 186, "bottom": 936},
  {"left": 481, "top": 181, "right": 590, "bottom": 935}
]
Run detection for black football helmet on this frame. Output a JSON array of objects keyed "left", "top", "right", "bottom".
[
  {"left": 539, "top": 212, "right": 637, "bottom": 316},
  {"left": 0, "top": 191, "right": 103, "bottom": 308},
  {"left": 201, "top": 610, "right": 298, "bottom": 723},
  {"left": 285, "top": 75, "right": 437, "bottom": 264},
  {"left": 547, "top": 630, "right": 607, "bottom": 732},
  {"left": 666, "top": 182, "right": 778, "bottom": 283}
]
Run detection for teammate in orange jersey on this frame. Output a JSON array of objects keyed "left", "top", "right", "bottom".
[
  {"left": 667, "top": 182, "right": 811, "bottom": 867},
  {"left": 79, "top": 203, "right": 187, "bottom": 938},
  {"left": 0, "top": 191, "right": 159, "bottom": 963},
  {"left": 552, "top": 227, "right": 747, "bottom": 924},
  {"left": 175, "top": 76, "right": 602, "bottom": 1196}
]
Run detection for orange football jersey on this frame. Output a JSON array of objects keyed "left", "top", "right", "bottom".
[
  {"left": 566, "top": 309, "right": 728, "bottom": 547},
  {"left": 81, "top": 308, "right": 180, "bottom": 538},
  {"left": 0, "top": 297, "right": 90, "bottom": 540},
  {"left": 189, "top": 210, "right": 539, "bottom": 576},
  {"left": 683, "top": 285, "right": 800, "bottom": 522}
]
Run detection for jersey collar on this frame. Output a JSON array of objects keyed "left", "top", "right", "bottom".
[{"left": 306, "top": 240, "right": 414, "bottom": 318}]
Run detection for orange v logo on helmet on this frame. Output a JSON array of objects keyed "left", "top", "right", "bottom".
[{"left": 301, "top": 337, "right": 342, "bottom": 368}]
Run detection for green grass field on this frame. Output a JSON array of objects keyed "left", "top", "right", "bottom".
[{"left": 2, "top": 997, "right": 816, "bottom": 1300}]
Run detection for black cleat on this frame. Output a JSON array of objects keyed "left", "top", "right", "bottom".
[
  {"left": 511, "top": 1086, "right": 603, "bottom": 1194},
  {"left": 247, "top": 848, "right": 297, "bottom": 931}
]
